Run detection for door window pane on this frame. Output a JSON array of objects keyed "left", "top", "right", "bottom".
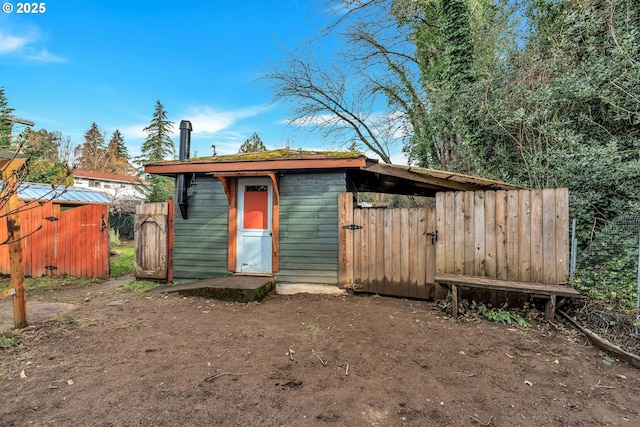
[{"left": 243, "top": 185, "right": 268, "bottom": 229}]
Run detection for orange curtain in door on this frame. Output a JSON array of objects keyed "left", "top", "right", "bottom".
[{"left": 243, "top": 187, "right": 268, "bottom": 229}]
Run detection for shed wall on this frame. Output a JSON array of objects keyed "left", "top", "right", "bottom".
[
  {"left": 172, "top": 175, "right": 229, "bottom": 281},
  {"left": 276, "top": 171, "right": 346, "bottom": 284}
]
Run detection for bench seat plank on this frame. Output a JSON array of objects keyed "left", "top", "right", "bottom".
[
  {"left": 434, "top": 274, "right": 580, "bottom": 297},
  {"left": 434, "top": 273, "right": 581, "bottom": 321}
]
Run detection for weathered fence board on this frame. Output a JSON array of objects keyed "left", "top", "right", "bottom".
[
  {"left": 134, "top": 201, "right": 173, "bottom": 280},
  {"left": 339, "top": 194, "right": 436, "bottom": 298},
  {"left": 0, "top": 201, "right": 109, "bottom": 278},
  {"left": 435, "top": 188, "right": 570, "bottom": 285}
]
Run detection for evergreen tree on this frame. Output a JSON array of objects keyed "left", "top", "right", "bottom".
[
  {"left": 0, "top": 87, "right": 14, "bottom": 149},
  {"left": 137, "top": 100, "right": 175, "bottom": 202},
  {"left": 106, "top": 130, "right": 134, "bottom": 174},
  {"left": 137, "top": 100, "right": 175, "bottom": 164},
  {"left": 239, "top": 132, "right": 267, "bottom": 153},
  {"left": 77, "top": 122, "right": 107, "bottom": 171},
  {"left": 111, "top": 129, "right": 129, "bottom": 159}
]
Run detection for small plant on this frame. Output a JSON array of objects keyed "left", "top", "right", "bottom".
[
  {"left": 109, "top": 229, "right": 121, "bottom": 247},
  {"left": 599, "top": 351, "right": 616, "bottom": 366},
  {"left": 477, "top": 303, "right": 530, "bottom": 327},
  {"left": 0, "top": 335, "right": 21, "bottom": 350}
]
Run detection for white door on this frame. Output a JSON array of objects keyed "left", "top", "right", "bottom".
[{"left": 237, "top": 178, "right": 273, "bottom": 274}]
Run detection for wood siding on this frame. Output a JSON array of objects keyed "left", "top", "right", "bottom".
[
  {"left": 0, "top": 201, "right": 109, "bottom": 278},
  {"left": 276, "top": 172, "right": 346, "bottom": 284},
  {"left": 435, "top": 189, "right": 570, "bottom": 284},
  {"left": 172, "top": 175, "right": 230, "bottom": 281}
]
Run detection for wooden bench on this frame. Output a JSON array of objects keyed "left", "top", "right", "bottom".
[{"left": 434, "top": 274, "right": 582, "bottom": 321}]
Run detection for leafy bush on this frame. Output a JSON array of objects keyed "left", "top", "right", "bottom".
[{"left": 477, "top": 303, "right": 530, "bottom": 327}]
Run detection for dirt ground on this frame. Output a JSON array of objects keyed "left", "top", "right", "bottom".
[{"left": 1, "top": 278, "right": 640, "bottom": 427}]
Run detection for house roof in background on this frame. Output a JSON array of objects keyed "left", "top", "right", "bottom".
[
  {"left": 145, "top": 149, "right": 519, "bottom": 196},
  {"left": 73, "top": 169, "right": 145, "bottom": 184},
  {"left": 17, "top": 183, "right": 111, "bottom": 204}
]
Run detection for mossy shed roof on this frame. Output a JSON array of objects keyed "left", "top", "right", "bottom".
[{"left": 144, "top": 150, "right": 520, "bottom": 196}]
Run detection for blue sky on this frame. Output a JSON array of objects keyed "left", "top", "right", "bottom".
[{"left": 1, "top": 1, "right": 401, "bottom": 162}]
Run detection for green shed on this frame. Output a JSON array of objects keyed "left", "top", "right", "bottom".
[{"left": 145, "top": 145, "right": 516, "bottom": 287}]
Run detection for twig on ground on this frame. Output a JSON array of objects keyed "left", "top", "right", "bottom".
[
  {"left": 591, "top": 380, "right": 615, "bottom": 389},
  {"left": 345, "top": 363, "right": 349, "bottom": 376},
  {"left": 312, "top": 350, "right": 327, "bottom": 366},
  {"left": 288, "top": 349, "right": 295, "bottom": 361},
  {"left": 453, "top": 371, "right": 477, "bottom": 378},
  {"left": 414, "top": 359, "right": 428, "bottom": 369},
  {"left": 204, "top": 372, "right": 247, "bottom": 382},
  {"left": 606, "top": 400, "right": 626, "bottom": 411},
  {"left": 469, "top": 414, "right": 493, "bottom": 426}
]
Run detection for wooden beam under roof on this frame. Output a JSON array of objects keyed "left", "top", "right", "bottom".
[{"left": 145, "top": 156, "right": 368, "bottom": 176}]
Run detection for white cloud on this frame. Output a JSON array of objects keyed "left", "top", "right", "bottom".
[
  {"left": 119, "top": 124, "right": 150, "bottom": 140},
  {"left": 185, "top": 105, "right": 270, "bottom": 135},
  {"left": 119, "top": 104, "right": 270, "bottom": 158},
  {"left": 25, "top": 48, "right": 67, "bottom": 63},
  {"left": 0, "top": 30, "right": 30, "bottom": 54},
  {"left": 0, "top": 27, "right": 66, "bottom": 62}
]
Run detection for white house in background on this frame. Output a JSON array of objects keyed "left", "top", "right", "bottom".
[{"left": 73, "top": 169, "right": 148, "bottom": 209}]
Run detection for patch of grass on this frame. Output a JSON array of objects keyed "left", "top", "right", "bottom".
[
  {"left": 117, "top": 279, "right": 160, "bottom": 294},
  {"left": 0, "top": 276, "right": 99, "bottom": 294},
  {"left": 305, "top": 323, "right": 322, "bottom": 338},
  {"left": 0, "top": 335, "right": 21, "bottom": 350},
  {"left": 110, "top": 243, "right": 134, "bottom": 277}
]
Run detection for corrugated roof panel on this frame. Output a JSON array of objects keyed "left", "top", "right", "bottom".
[{"left": 16, "top": 183, "right": 111, "bottom": 204}]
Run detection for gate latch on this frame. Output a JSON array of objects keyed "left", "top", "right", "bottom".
[
  {"left": 342, "top": 224, "right": 363, "bottom": 230},
  {"left": 426, "top": 230, "right": 438, "bottom": 244}
]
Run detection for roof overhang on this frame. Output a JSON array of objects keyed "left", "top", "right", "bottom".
[
  {"left": 144, "top": 150, "right": 519, "bottom": 196},
  {"left": 145, "top": 155, "right": 369, "bottom": 176},
  {"left": 350, "top": 163, "right": 520, "bottom": 196}
]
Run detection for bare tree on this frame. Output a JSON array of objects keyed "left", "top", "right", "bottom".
[{"left": 261, "top": 0, "right": 431, "bottom": 164}]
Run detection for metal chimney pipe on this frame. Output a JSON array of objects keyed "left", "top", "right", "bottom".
[
  {"left": 177, "top": 120, "right": 192, "bottom": 219},
  {"left": 178, "top": 120, "right": 192, "bottom": 161}
]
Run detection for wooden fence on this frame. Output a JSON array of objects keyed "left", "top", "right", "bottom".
[
  {"left": 339, "top": 188, "right": 570, "bottom": 300},
  {"left": 134, "top": 201, "right": 173, "bottom": 281},
  {"left": 435, "top": 189, "right": 569, "bottom": 284},
  {"left": 0, "top": 201, "right": 110, "bottom": 278}
]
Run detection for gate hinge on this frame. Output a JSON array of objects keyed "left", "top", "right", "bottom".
[
  {"left": 426, "top": 230, "right": 438, "bottom": 244},
  {"left": 44, "top": 216, "right": 58, "bottom": 221},
  {"left": 342, "top": 224, "right": 363, "bottom": 230}
]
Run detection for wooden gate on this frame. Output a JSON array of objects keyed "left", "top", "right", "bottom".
[
  {"left": 134, "top": 201, "right": 173, "bottom": 281},
  {"left": 0, "top": 201, "right": 110, "bottom": 278},
  {"left": 339, "top": 193, "right": 436, "bottom": 298}
]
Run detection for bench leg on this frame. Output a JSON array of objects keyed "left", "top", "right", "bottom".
[
  {"left": 545, "top": 294, "right": 556, "bottom": 321},
  {"left": 451, "top": 284, "right": 458, "bottom": 320},
  {"left": 435, "top": 282, "right": 448, "bottom": 300}
]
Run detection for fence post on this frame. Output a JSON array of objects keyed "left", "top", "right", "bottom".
[
  {"left": 1, "top": 158, "right": 28, "bottom": 328},
  {"left": 338, "top": 192, "right": 354, "bottom": 286}
]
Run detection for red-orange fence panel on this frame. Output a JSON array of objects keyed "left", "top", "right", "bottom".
[{"left": 0, "top": 202, "right": 109, "bottom": 278}]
